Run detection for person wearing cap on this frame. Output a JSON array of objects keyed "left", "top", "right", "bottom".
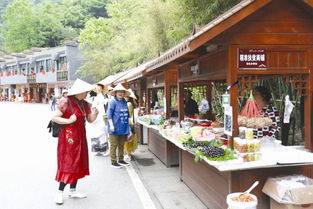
[
  {"left": 123, "top": 89, "right": 138, "bottom": 162},
  {"left": 106, "top": 83, "right": 130, "bottom": 168},
  {"left": 62, "top": 89, "right": 68, "bottom": 98},
  {"left": 51, "top": 79, "right": 98, "bottom": 205}
]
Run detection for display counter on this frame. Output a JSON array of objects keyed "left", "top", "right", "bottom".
[
  {"left": 138, "top": 120, "right": 179, "bottom": 167},
  {"left": 180, "top": 149, "right": 310, "bottom": 209},
  {"left": 179, "top": 145, "right": 313, "bottom": 209},
  {"left": 138, "top": 117, "right": 313, "bottom": 208}
]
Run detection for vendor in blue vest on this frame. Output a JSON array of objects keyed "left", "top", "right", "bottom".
[{"left": 107, "top": 84, "right": 130, "bottom": 168}]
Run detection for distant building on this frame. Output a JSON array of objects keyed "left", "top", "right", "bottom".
[{"left": 0, "top": 41, "right": 93, "bottom": 103}]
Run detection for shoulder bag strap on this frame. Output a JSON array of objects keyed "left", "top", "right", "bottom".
[{"left": 67, "top": 98, "right": 74, "bottom": 114}]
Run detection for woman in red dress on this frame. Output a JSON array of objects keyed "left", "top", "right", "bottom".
[{"left": 52, "top": 79, "right": 98, "bottom": 205}]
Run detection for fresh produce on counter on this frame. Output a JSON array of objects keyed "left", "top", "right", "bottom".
[
  {"left": 183, "top": 140, "right": 237, "bottom": 162},
  {"left": 234, "top": 137, "right": 261, "bottom": 153},
  {"left": 211, "top": 120, "right": 223, "bottom": 128},
  {"left": 198, "top": 146, "right": 225, "bottom": 158},
  {"left": 238, "top": 116, "right": 272, "bottom": 129},
  {"left": 238, "top": 152, "right": 261, "bottom": 162},
  {"left": 138, "top": 115, "right": 165, "bottom": 125},
  {"left": 190, "top": 126, "right": 216, "bottom": 141},
  {"left": 162, "top": 119, "right": 177, "bottom": 129}
]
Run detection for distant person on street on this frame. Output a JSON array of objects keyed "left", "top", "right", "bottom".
[
  {"left": 62, "top": 89, "right": 68, "bottom": 98},
  {"left": 50, "top": 93, "right": 57, "bottom": 111},
  {"left": 107, "top": 84, "right": 130, "bottom": 168},
  {"left": 51, "top": 79, "right": 98, "bottom": 205}
]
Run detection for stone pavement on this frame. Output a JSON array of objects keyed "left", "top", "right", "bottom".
[{"left": 0, "top": 102, "right": 206, "bottom": 209}]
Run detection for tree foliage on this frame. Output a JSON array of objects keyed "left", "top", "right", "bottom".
[
  {"left": 1, "top": 0, "right": 241, "bottom": 77},
  {"left": 2, "top": 0, "right": 44, "bottom": 52},
  {"left": 0, "top": 0, "right": 108, "bottom": 53},
  {"left": 78, "top": 0, "right": 241, "bottom": 79}
]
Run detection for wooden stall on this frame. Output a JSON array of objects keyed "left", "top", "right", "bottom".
[
  {"left": 144, "top": 69, "right": 180, "bottom": 167},
  {"left": 145, "top": 0, "right": 313, "bottom": 208}
]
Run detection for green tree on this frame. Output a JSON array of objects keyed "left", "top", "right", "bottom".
[
  {"left": 77, "top": 0, "right": 242, "bottom": 79},
  {"left": 2, "top": 0, "right": 44, "bottom": 52}
]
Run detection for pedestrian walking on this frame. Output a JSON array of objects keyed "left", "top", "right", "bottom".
[
  {"left": 50, "top": 93, "right": 57, "bottom": 111},
  {"left": 51, "top": 79, "right": 98, "bottom": 205},
  {"left": 107, "top": 84, "right": 130, "bottom": 168},
  {"left": 86, "top": 84, "right": 109, "bottom": 156},
  {"left": 124, "top": 89, "right": 139, "bottom": 162}
]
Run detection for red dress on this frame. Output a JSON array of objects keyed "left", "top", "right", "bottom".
[{"left": 55, "top": 97, "right": 91, "bottom": 184}]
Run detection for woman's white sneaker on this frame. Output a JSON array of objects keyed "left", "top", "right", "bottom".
[
  {"left": 54, "top": 191, "right": 63, "bottom": 205},
  {"left": 69, "top": 191, "right": 87, "bottom": 198}
]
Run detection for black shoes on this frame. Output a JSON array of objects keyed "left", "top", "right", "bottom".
[
  {"left": 111, "top": 162, "right": 123, "bottom": 169},
  {"left": 118, "top": 160, "right": 130, "bottom": 166}
]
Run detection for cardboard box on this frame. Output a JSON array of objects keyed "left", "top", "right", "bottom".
[
  {"left": 270, "top": 199, "right": 313, "bottom": 209},
  {"left": 263, "top": 175, "right": 313, "bottom": 208}
]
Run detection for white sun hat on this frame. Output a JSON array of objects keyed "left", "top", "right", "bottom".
[
  {"left": 62, "top": 89, "right": 69, "bottom": 95},
  {"left": 127, "top": 89, "right": 137, "bottom": 99},
  {"left": 111, "top": 83, "right": 130, "bottom": 96},
  {"left": 67, "top": 79, "right": 94, "bottom": 96}
]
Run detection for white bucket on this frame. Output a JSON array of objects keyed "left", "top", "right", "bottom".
[{"left": 226, "top": 192, "right": 258, "bottom": 209}]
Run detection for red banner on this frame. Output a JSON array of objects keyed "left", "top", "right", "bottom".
[{"left": 238, "top": 48, "right": 267, "bottom": 69}]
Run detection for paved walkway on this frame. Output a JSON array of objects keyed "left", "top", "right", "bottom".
[{"left": 0, "top": 102, "right": 206, "bottom": 209}]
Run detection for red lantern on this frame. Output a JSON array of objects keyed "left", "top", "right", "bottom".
[
  {"left": 51, "top": 68, "right": 55, "bottom": 73},
  {"left": 0, "top": 73, "right": 2, "bottom": 77},
  {"left": 41, "top": 69, "right": 45, "bottom": 75}
]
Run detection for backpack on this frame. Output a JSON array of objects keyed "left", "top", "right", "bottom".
[{"left": 47, "top": 98, "right": 73, "bottom": 138}]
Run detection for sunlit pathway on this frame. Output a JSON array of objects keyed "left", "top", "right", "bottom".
[{"left": 0, "top": 102, "right": 148, "bottom": 209}]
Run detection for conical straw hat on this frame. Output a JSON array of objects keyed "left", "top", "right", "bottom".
[
  {"left": 127, "top": 89, "right": 137, "bottom": 99},
  {"left": 67, "top": 79, "right": 94, "bottom": 96},
  {"left": 111, "top": 83, "right": 130, "bottom": 96}
]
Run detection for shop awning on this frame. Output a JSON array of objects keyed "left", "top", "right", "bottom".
[
  {"left": 113, "top": 60, "right": 155, "bottom": 85},
  {"left": 97, "top": 70, "right": 131, "bottom": 86}
]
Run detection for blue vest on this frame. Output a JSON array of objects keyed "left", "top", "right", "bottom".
[{"left": 107, "top": 97, "right": 130, "bottom": 135}]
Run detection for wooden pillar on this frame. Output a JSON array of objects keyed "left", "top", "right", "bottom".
[
  {"left": 139, "top": 79, "right": 145, "bottom": 107},
  {"left": 147, "top": 88, "right": 151, "bottom": 114},
  {"left": 164, "top": 71, "right": 171, "bottom": 119},
  {"left": 228, "top": 46, "right": 239, "bottom": 149},
  {"left": 178, "top": 81, "right": 184, "bottom": 121},
  {"left": 305, "top": 48, "right": 313, "bottom": 151}
]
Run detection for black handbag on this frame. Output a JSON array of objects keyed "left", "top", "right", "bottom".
[
  {"left": 47, "top": 121, "right": 63, "bottom": 137},
  {"left": 47, "top": 98, "right": 73, "bottom": 138}
]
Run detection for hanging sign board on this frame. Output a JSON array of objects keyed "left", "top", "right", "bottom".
[{"left": 238, "top": 48, "right": 267, "bottom": 69}]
